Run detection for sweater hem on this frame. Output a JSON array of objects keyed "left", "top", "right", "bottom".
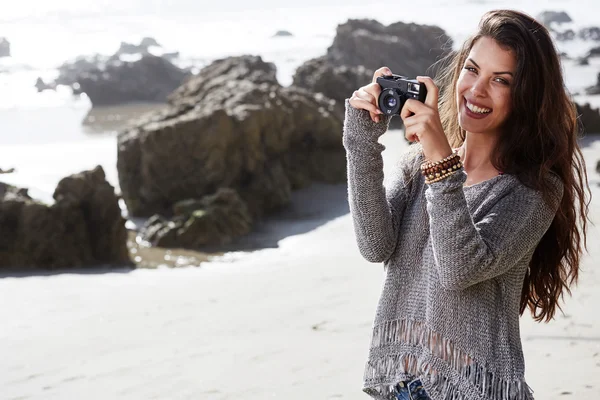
[{"left": 362, "top": 319, "right": 535, "bottom": 400}]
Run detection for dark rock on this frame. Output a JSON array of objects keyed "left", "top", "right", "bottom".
[
  {"left": 0, "top": 37, "right": 9, "bottom": 57},
  {"left": 48, "top": 37, "right": 185, "bottom": 105},
  {"left": 577, "top": 56, "right": 590, "bottom": 66},
  {"left": 586, "top": 46, "right": 600, "bottom": 57},
  {"left": 326, "top": 19, "right": 451, "bottom": 78},
  {"left": 117, "top": 55, "right": 345, "bottom": 226},
  {"left": 579, "top": 27, "right": 600, "bottom": 41},
  {"left": 596, "top": 159, "right": 600, "bottom": 175},
  {"left": 116, "top": 36, "right": 161, "bottom": 56},
  {"left": 35, "top": 77, "right": 56, "bottom": 92},
  {"left": 576, "top": 102, "right": 600, "bottom": 133},
  {"left": 55, "top": 55, "right": 107, "bottom": 88},
  {"left": 76, "top": 54, "right": 189, "bottom": 106},
  {"left": 139, "top": 188, "right": 253, "bottom": 248},
  {"left": 536, "top": 11, "right": 572, "bottom": 26},
  {"left": 292, "top": 19, "right": 451, "bottom": 130},
  {"left": 292, "top": 55, "right": 371, "bottom": 117},
  {"left": 585, "top": 73, "right": 600, "bottom": 95},
  {"left": 554, "top": 29, "right": 576, "bottom": 41},
  {"left": 0, "top": 166, "right": 131, "bottom": 270},
  {"left": 273, "top": 30, "right": 293, "bottom": 37},
  {"left": 0, "top": 167, "right": 15, "bottom": 174}
]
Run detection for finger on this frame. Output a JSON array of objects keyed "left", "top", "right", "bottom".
[
  {"left": 362, "top": 83, "right": 383, "bottom": 116},
  {"left": 351, "top": 96, "right": 382, "bottom": 120},
  {"left": 357, "top": 87, "right": 382, "bottom": 121},
  {"left": 404, "top": 123, "right": 421, "bottom": 143},
  {"left": 362, "top": 82, "right": 382, "bottom": 100},
  {"left": 402, "top": 113, "right": 426, "bottom": 128},
  {"left": 372, "top": 66, "right": 393, "bottom": 84},
  {"left": 400, "top": 99, "right": 428, "bottom": 121},
  {"left": 416, "top": 76, "right": 439, "bottom": 109}
]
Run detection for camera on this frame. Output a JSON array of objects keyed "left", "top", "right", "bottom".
[{"left": 376, "top": 74, "right": 428, "bottom": 115}]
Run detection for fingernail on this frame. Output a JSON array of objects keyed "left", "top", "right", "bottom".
[
  {"left": 376, "top": 109, "right": 383, "bottom": 114},
  {"left": 375, "top": 116, "right": 380, "bottom": 123}
]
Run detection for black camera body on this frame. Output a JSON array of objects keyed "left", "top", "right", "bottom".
[{"left": 376, "top": 74, "right": 428, "bottom": 116}]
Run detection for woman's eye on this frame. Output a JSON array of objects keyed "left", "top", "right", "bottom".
[
  {"left": 464, "top": 66, "right": 477, "bottom": 73},
  {"left": 495, "top": 77, "right": 509, "bottom": 85}
]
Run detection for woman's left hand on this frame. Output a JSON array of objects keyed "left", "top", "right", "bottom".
[{"left": 400, "top": 76, "right": 454, "bottom": 163}]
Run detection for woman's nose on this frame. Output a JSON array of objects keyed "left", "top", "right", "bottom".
[{"left": 470, "top": 78, "right": 487, "bottom": 97}]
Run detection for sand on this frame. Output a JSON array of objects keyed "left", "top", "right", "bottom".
[{"left": 1, "top": 130, "right": 599, "bottom": 400}]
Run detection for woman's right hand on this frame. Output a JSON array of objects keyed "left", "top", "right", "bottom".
[{"left": 348, "top": 66, "right": 393, "bottom": 123}]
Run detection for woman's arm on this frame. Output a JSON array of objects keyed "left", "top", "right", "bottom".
[
  {"left": 343, "top": 99, "right": 423, "bottom": 263},
  {"left": 425, "top": 170, "right": 564, "bottom": 290}
]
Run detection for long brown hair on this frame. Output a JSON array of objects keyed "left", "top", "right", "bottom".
[{"left": 435, "top": 10, "right": 592, "bottom": 322}]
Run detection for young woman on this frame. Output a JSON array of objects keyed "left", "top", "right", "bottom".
[{"left": 344, "top": 9, "right": 591, "bottom": 400}]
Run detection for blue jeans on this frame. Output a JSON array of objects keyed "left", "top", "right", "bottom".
[{"left": 394, "top": 378, "right": 431, "bottom": 400}]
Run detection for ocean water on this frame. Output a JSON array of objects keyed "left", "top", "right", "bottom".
[{"left": 1, "top": 0, "right": 600, "bottom": 203}]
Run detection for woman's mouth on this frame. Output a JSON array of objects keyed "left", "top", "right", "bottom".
[{"left": 464, "top": 97, "right": 492, "bottom": 119}]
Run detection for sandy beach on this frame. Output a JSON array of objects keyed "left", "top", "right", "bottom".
[{"left": 1, "top": 130, "right": 599, "bottom": 399}]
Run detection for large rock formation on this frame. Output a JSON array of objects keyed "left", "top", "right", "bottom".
[
  {"left": 76, "top": 54, "right": 189, "bottom": 106},
  {"left": 292, "top": 19, "right": 452, "bottom": 129},
  {"left": 117, "top": 55, "right": 344, "bottom": 233},
  {"left": 0, "top": 166, "right": 131, "bottom": 271},
  {"left": 576, "top": 102, "right": 600, "bottom": 133},
  {"left": 45, "top": 38, "right": 188, "bottom": 106},
  {"left": 0, "top": 37, "right": 9, "bottom": 57},
  {"left": 536, "top": 11, "right": 572, "bottom": 26},
  {"left": 293, "top": 56, "right": 372, "bottom": 117}
]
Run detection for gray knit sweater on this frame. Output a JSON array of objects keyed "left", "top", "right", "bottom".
[{"left": 342, "top": 99, "right": 563, "bottom": 400}]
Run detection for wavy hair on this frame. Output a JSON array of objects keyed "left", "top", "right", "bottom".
[{"left": 434, "top": 9, "right": 592, "bottom": 322}]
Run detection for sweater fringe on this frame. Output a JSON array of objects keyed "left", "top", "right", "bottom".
[{"left": 363, "top": 319, "right": 535, "bottom": 400}]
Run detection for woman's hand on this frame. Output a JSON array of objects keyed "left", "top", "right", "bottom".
[
  {"left": 400, "top": 76, "right": 454, "bottom": 162},
  {"left": 348, "top": 66, "right": 392, "bottom": 123}
]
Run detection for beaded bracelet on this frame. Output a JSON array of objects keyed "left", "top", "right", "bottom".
[
  {"left": 425, "top": 168, "right": 459, "bottom": 184},
  {"left": 421, "top": 157, "right": 462, "bottom": 177},
  {"left": 421, "top": 152, "right": 461, "bottom": 176},
  {"left": 420, "top": 151, "right": 463, "bottom": 184},
  {"left": 421, "top": 151, "right": 460, "bottom": 172}
]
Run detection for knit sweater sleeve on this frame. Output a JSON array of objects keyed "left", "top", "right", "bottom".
[
  {"left": 342, "top": 98, "right": 423, "bottom": 263},
  {"left": 424, "top": 169, "right": 564, "bottom": 290}
]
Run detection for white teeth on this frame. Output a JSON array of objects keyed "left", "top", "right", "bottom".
[{"left": 466, "top": 101, "right": 491, "bottom": 114}]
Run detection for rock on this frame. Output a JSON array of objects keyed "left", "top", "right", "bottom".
[
  {"left": 596, "top": 159, "right": 600, "bottom": 175},
  {"left": 55, "top": 54, "right": 107, "bottom": 88},
  {"left": 273, "top": 30, "right": 293, "bottom": 37},
  {"left": 0, "top": 167, "right": 15, "bottom": 174},
  {"left": 35, "top": 77, "right": 56, "bottom": 92},
  {"left": 576, "top": 102, "right": 600, "bottom": 133},
  {"left": 48, "top": 37, "right": 185, "bottom": 104},
  {"left": 536, "top": 11, "right": 572, "bottom": 26},
  {"left": 0, "top": 166, "right": 131, "bottom": 270},
  {"left": 76, "top": 54, "right": 189, "bottom": 106},
  {"left": 588, "top": 47, "right": 600, "bottom": 57},
  {"left": 116, "top": 36, "right": 161, "bottom": 56},
  {"left": 579, "top": 27, "right": 600, "bottom": 41},
  {"left": 117, "top": 55, "right": 345, "bottom": 228},
  {"left": 292, "top": 19, "right": 451, "bottom": 130},
  {"left": 585, "top": 73, "right": 600, "bottom": 95},
  {"left": 326, "top": 19, "right": 451, "bottom": 78},
  {"left": 0, "top": 37, "right": 10, "bottom": 57},
  {"left": 138, "top": 188, "right": 253, "bottom": 248},
  {"left": 554, "top": 29, "right": 576, "bottom": 41},
  {"left": 293, "top": 55, "right": 371, "bottom": 117},
  {"left": 576, "top": 56, "right": 590, "bottom": 66}
]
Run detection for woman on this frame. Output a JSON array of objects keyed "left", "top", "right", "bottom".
[{"left": 344, "top": 9, "right": 591, "bottom": 400}]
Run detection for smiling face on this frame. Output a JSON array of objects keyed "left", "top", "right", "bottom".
[{"left": 456, "top": 36, "right": 517, "bottom": 137}]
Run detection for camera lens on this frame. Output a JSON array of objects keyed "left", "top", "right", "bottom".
[{"left": 384, "top": 95, "right": 397, "bottom": 108}]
